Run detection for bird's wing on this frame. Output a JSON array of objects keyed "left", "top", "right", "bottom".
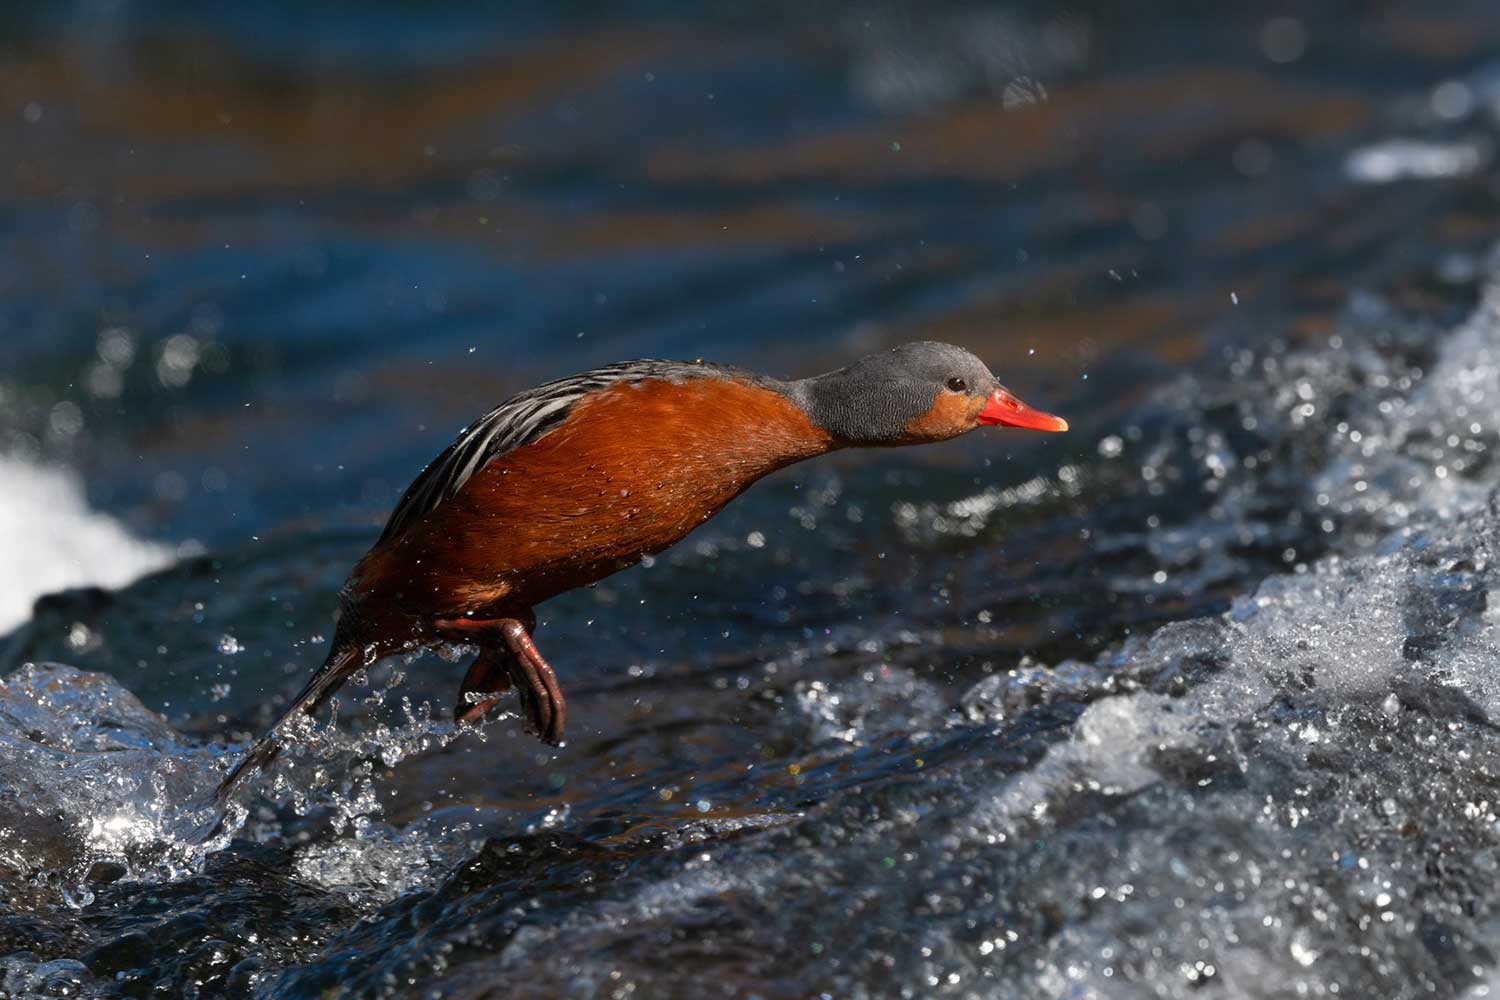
[{"left": 376, "top": 359, "right": 763, "bottom": 544}]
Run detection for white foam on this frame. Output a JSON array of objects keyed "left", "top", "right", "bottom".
[{"left": 0, "top": 456, "right": 176, "bottom": 633}]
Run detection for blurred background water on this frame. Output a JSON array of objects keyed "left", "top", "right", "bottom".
[{"left": 6, "top": 1, "right": 1500, "bottom": 997}]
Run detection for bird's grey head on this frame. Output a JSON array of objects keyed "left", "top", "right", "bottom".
[{"left": 787, "top": 341, "right": 1065, "bottom": 446}]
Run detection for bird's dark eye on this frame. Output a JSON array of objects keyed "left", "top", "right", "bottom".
[{"left": 946, "top": 376, "right": 967, "bottom": 393}]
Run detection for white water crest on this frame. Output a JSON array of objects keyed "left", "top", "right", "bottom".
[{"left": 0, "top": 457, "right": 177, "bottom": 633}]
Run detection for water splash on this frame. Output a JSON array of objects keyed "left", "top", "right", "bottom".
[
  {"left": 0, "top": 654, "right": 471, "bottom": 912},
  {"left": 0, "top": 663, "right": 240, "bottom": 903},
  {"left": 0, "top": 954, "right": 102, "bottom": 998}
]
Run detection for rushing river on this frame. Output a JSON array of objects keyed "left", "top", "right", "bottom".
[{"left": 5, "top": 2, "right": 1500, "bottom": 997}]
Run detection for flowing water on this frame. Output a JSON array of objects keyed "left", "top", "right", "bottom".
[{"left": 6, "top": 2, "right": 1500, "bottom": 997}]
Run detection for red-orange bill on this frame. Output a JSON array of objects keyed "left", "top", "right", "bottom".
[{"left": 977, "top": 387, "right": 1068, "bottom": 432}]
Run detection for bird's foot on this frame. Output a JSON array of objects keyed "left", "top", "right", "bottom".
[
  {"left": 436, "top": 615, "right": 567, "bottom": 745},
  {"left": 500, "top": 619, "right": 567, "bottom": 745}
]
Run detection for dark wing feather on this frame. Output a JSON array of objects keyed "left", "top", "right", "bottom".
[{"left": 376, "top": 359, "right": 773, "bottom": 544}]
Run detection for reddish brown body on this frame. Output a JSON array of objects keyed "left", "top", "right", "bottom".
[
  {"left": 216, "top": 341, "right": 1066, "bottom": 801},
  {"left": 347, "top": 376, "right": 834, "bottom": 655}
]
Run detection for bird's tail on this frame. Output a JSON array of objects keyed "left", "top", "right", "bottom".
[{"left": 213, "top": 641, "right": 364, "bottom": 805}]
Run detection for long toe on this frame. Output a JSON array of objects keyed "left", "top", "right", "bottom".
[
  {"left": 454, "top": 649, "right": 512, "bottom": 725},
  {"left": 455, "top": 694, "right": 506, "bottom": 725},
  {"left": 513, "top": 676, "right": 551, "bottom": 742},
  {"left": 544, "top": 691, "right": 566, "bottom": 745}
]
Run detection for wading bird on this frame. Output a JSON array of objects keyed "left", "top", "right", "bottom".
[{"left": 218, "top": 341, "right": 1065, "bottom": 798}]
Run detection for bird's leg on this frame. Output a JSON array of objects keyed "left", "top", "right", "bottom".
[
  {"left": 454, "top": 645, "right": 513, "bottom": 725},
  {"left": 433, "top": 614, "right": 567, "bottom": 745}
]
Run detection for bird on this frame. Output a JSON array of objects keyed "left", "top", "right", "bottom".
[{"left": 215, "top": 341, "right": 1066, "bottom": 799}]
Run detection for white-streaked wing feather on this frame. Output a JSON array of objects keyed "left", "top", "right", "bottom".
[{"left": 376, "top": 359, "right": 767, "bottom": 544}]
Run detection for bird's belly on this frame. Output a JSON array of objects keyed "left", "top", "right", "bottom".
[
  {"left": 457, "top": 472, "right": 743, "bottom": 609},
  {"left": 361, "top": 462, "right": 747, "bottom": 619}
]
